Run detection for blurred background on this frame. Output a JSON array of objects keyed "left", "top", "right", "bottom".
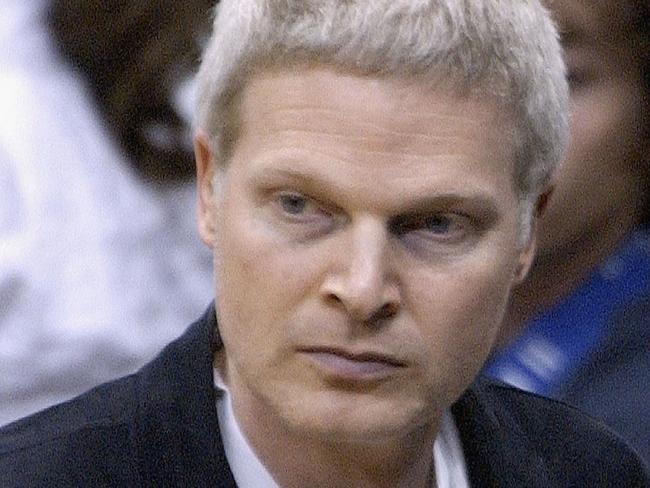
[
  {"left": 484, "top": 0, "right": 650, "bottom": 463},
  {"left": 1, "top": 0, "right": 648, "bottom": 465},
  {"left": 1, "top": 0, "right": 214, "bottom": 424}
]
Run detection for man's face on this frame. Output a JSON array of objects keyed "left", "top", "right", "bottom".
[
  {"left": 197, "top": 66, "right": 535, "bottom": 443},
  {"left": 537, "top": 0, "right": 650, "bottom": 260}
]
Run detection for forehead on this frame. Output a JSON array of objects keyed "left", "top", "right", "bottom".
[
  {"left": 229, "top": 66, "right": 519, "bottom": 210},
  {"left": 240, "top": 69, "right": 506, "bottom": 150}
]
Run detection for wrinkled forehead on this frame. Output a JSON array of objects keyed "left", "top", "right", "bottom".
[{"left": 224, "top": 62, "right": 521, "bottom": 159}]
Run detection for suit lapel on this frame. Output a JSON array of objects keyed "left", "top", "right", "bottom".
[
  {"left": 452, "top": 379, "right": 553, "bottom": 487},
  {"left": 134, "top": 305, "right": 238, "bottom": 487}
]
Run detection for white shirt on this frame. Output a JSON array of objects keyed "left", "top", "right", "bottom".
[{"left": 214, "top": 368, "right": 470, "bottom": 487}]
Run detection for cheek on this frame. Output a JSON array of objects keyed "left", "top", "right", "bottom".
[
  {"left": 407, "top": 256, "right": 515, "bottom": 382},
  {"left": 214, "top": 207, "right": 324, "bottom": 351}
]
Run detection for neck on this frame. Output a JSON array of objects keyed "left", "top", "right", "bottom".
[{"left": 232, "top": 393, "right": 438, "bottom": 488}]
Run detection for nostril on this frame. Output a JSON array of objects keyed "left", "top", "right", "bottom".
[
  {"left": 369, "top": 302, "right": 398, "bottom": 323},
  {"left": 325, "top": 291, "right": 343, "bottom": 306}
]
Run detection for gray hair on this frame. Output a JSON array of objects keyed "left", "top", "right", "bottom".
[{"left": 196, "top": 0, "right": 569, "bottom": 237}]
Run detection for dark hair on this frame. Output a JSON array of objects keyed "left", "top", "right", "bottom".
[{"left": 48, "top": 0, "right": 215, "bottom": 183}]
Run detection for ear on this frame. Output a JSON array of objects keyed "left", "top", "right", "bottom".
[
  {"left": 514, "top": 186, "right": 554, "bottom": 283},
  {"left": 194, "top": 130, "right": 219, "bottom": 249}
]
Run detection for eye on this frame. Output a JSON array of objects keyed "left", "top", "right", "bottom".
[
  {"left": 274, "top": 191, "right": 330, "bottom": 223},
  {"left": 391, "top": 212, "right": 470, "bottom": 245},
  {"left": 392, "top": 213, "right": 458, "bottom": 234},
  {"left": 420, "top": 215, "right": 453, "bottom": 235},
  {"left": 270, "top": 191, "right": 337, "bottom": 239},
  {"left": 279, "top": 192, "right": 309, "bottom": 215}
]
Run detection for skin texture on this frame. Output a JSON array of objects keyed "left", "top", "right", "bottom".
[
  {"left": 196, "top": 66, "right": 539, "bottom": 488},
  {"left": 502, "top": 0, "right": 650, "bottom": 337}
]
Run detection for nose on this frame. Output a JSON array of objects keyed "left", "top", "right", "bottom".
[{"left": 320, "top": 218, "right": 400, "bottom": 324}]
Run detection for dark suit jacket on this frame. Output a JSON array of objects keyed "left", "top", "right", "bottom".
[{"left": 1, "top": 306, "right": 648, "bottom": 487}]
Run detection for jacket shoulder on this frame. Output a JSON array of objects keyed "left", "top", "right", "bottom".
[
  {"left": 0, "top": 308, "right": 222, "bottom": 487},
  {"left": 0, "top": 375, "right": 141, "bottom": 487},
  {"left": 476, "top": 378, "right": 650, "bottom": 486}
]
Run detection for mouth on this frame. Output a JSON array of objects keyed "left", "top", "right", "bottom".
[{"left": 298, "top": 347, "right": 407, "bottom": 381}]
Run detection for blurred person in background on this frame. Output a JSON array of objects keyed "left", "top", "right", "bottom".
[
  {"left": 48, "top": 0, "right": 214, "bottom": 184},
  {"left": 485, "top": 0, "right": 650, "bottom": 463},
  {"left": 0, "top": 0, "right": 213, "bottom": 425}
]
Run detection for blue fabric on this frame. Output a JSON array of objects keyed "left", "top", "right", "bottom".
[{"left": 484, "top": 230, "right": 650, "bottom": 396}]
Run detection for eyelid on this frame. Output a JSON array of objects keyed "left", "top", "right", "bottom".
[
  {"left": 274, "top": 191, "right": 334, "bottom": 223},
  {"left": 394, "top": 213, "right": 478, "bottom": 258},
  {"left": 277, "top": 190, "right": 308, "bottom": 201},
  {"left": 277, "top": 191, "right": 316, "bottom": 211},
  {"left": 270, "top": 191, "right": 340, "bottom": 241},
  {"left": 280, "top": 189, "right": 346, "bottom": 216},
  {"left": 390, "top": 212, "right": 469, "bottom": 235}
]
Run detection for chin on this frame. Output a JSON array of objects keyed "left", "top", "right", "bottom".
[{"left": 278, "top": 390, "right": 431, "bottom": 443}]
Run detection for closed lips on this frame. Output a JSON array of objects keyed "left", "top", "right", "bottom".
[{"left": 299, "top": 347, "right": 407, "bottom": 367}]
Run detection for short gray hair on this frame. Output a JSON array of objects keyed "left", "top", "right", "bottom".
[{"left": 196, "top": 0, "right": 569, "bottom": 234}]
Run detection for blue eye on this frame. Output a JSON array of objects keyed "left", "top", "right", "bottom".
[
  {"left": 390, "top": 213, "right": 470, "bottom": 249},
  {"left": 279, "top": 193, "right": 308, "bottom": 215},
  {"left": 272, "top": 191, "right": 335, "bottom": 238},
  {"left": 422, "top": 215, "right": 452, "bottom": 234},
  {"left": 391, "top": 213, "right": 456, "bottom": 236}
]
